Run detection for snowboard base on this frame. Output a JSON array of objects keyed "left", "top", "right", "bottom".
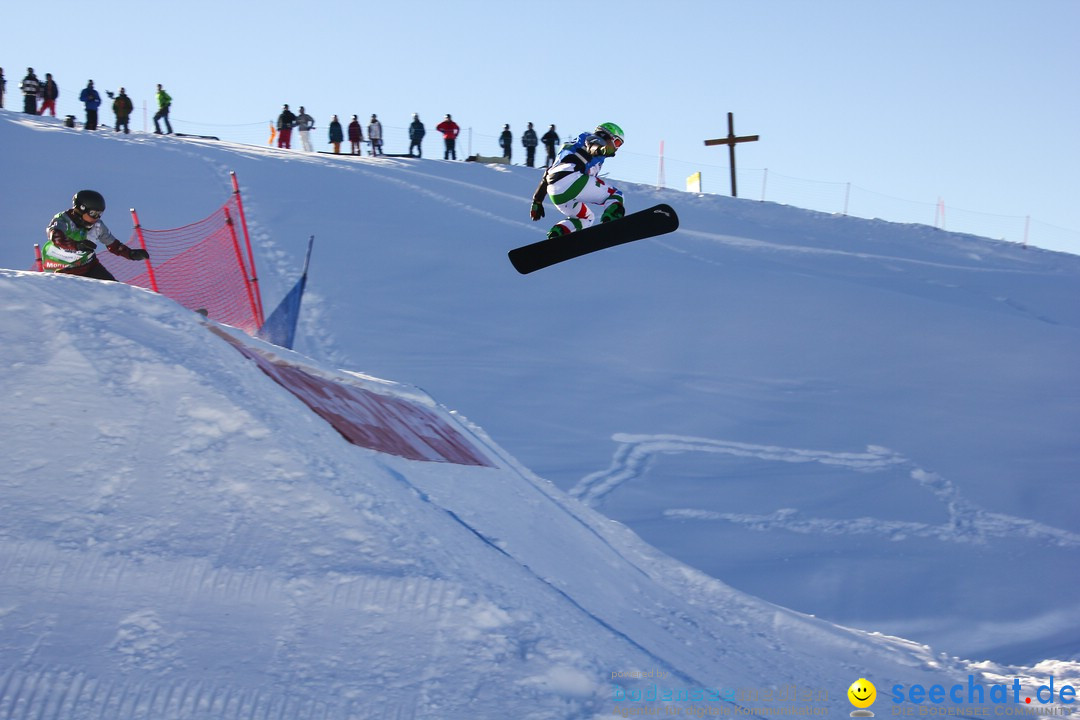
[{"left": 509, "top": 204, "right": 679, "bottom": 274}]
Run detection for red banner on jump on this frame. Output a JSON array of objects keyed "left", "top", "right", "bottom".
[{"left": 215, "top": 329, "right": 493, "bottom": 467}]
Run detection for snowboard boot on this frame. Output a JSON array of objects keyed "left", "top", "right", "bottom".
[
  {"left": 601, "top": 200, "right": 625, "bottom": 223},
  {"left": 547, "top": 224, "right": 571, "bottom": 240}
]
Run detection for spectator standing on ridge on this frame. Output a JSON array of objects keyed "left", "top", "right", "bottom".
[
  {"left": 347, "top": 115, "right": 363, "bottom": 154},
  {"left": 408, "top": 113, "right": 425, "bottom": 157},
  {"left": 296, "top": 106, "right": 315, "bottom": 152},
  {"left": 328, "top": 115, "right": 343, "bottom": 154},
  {"left": 499, "top": 124, "right": 513, "bottom": 162},
  {"left": 541, "top": 124, "right": 560, "bottom": 168},
  {"left": 436, "top": 114, "right": 460, "bottom": 160},
  {"left": 79, "top": 80, "right": 101, "bottom": 131},
  {"left": 277, "top": 104, "right": 297, "bottom": 149},
  {"left": 367, "top": 114, "right": 383, "bottom": 156},
  {"left": 522, "top": 122, "right": 538, "bottom": 167},
  {"left": 0, "top": 68, "right": 6, "bottom": 109},
  {"left": 39, "top": 73, "right": 59, "bottom": 116},
  {"left": 41, "top": 190, "right": 150, "bottom": 281},
  {"left": 20, "top": 68, "right": 40, "bottom": 114},
  {"left": 113, "top": 88, "right": 133, "bottom": 133},
  {"left": 154, "top": 84, "right": 173, "bottom": 134}
]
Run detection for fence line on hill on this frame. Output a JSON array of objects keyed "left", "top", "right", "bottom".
[{"left": 152, "top": 117, "right": 1080, "bottom": 256}]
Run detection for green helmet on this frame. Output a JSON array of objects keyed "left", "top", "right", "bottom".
[{"left": 595, "top": 122, "right": 625, "bottom": 148}]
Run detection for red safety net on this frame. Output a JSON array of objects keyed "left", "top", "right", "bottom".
[{"left": 99, "top": 175, "right": 264, "bottom": 334}]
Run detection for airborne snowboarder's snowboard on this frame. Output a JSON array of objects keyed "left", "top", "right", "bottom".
[{"left": 508, "top": 203, "right": 679, "bottom": 274}]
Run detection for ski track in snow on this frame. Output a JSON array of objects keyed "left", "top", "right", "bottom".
[{"left": 571, "top": 433, "right": 1080, "bottom": 549}]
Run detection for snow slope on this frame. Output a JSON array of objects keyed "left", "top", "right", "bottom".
[
  {"left": 0, "top": 271, "right": 987, "bottom": 718},
  {"left": 1, "top": 112, "right": 1079, "bottom": 716}
]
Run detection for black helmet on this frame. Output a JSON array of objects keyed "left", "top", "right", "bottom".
[{"left": 73, "top": 190, "right": 106, "bottom": 214}]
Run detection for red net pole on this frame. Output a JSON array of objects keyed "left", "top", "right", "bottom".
[
  {"left": 230, "top": 172, "right": 263, "bottom": 326},
  {"left": 224, "top": 207, "right": 260, "bottom": 330},
  {"left": 129, "top": 208, "right": 160, "bottom": 293},
  {"left": 33, "top": 244, "right": 43, "bottom": 272}
]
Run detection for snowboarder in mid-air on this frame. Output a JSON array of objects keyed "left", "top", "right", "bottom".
[
  {"left": 529, "top": 122, "right": 625, "bottom": 239},
  {"left": 41, "top": 190, "right": 150, "bottom": 281}
]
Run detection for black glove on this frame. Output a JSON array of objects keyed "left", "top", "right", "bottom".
[
  {"left": 75, "top": 239, "right": 97, "bottom": 253},
  {"left": 128, "top": 248, "right": 150, "bottom": 262},
  {"left": 530, "top": 201, "right": 545, "bottom": 221}
]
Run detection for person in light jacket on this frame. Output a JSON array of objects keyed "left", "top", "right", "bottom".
[
  {"left": 367, "top": 114, "right": 383, "bottom": 156},
  {"left": 296, "top": 106, "right": 315, "bottom": 152}
]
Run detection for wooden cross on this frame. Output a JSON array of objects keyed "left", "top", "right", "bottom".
[{"left": 704, "top": 112, "right": 760, "bottom": 197}]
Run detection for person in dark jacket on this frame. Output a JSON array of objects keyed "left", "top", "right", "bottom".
[
  {"left": 39, "top": 73, "right": 59, "bottom": 116},
  {"left": 20, "top": 68, "right": 40, "bottom": 114},
  {"left": 347, "top": 115, "right": 363, "bottom": 155},
  {"left": 112, "top": 88, "right": 133, "bottom": 133},
  {"left": 277, "top": 104, "right": 297, "bottom": 149},
  {"left": 499, "top": 124, "right": 513, "bottom": 162},
  {"left": 408, "top": 114, "right": 425, "bottom": 157},
  {"left": 541, "top": 124, "right": 560, "bottom": 168},
  {"left": 328, "top": 115, "right": 344, "bottom": 154},
  {"left": 522, "top": 122, "right": 539, "bottom": 167},
  {"left": 78, "top": 80, "right": 101, "bottom": 130},
  {"left": 0, "top": 68, "right": 6, "bottom": 109}
]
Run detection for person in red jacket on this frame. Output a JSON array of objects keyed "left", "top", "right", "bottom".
[
  {"left": 347, "top": 115, "right": 363, "bottom": 155},
  {"left": 435, "top": 114, "right": 460, "bottom": 160}
]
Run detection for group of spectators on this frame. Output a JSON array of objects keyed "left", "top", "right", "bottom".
[
  {"left": 498, "top": 122, "right": 561, "bottom": 167},
  {"left": 1, "top": 66, "right": 565, "bottom": 168},
  {"left": 2, "top": 67, "right": 173, "bottom": 135},
  {"left": 278, "top": 108, "right": 466, "bottom": 161},
  {"left": 273, "top": 106, "right": 563, "bottom": 167}
]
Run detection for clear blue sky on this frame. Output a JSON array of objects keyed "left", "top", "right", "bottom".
[{"left": 5, "top": 0, "right": 1078, "bottom": 251}]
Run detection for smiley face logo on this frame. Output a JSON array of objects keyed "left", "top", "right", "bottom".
[{"left": 848, "top": 678, "right": 877, "bottom": 711}]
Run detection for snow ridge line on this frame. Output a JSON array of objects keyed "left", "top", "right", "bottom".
[
  {"left": 677, "top": 228, "right": 1048, "bottom": 274},
  {"left": 572, "top": 433, "right": 1080, "bottom": 548}
]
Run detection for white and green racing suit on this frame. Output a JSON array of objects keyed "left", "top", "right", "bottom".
[{"left": 532, "top": 132, "right": 623, "bottom": 236}]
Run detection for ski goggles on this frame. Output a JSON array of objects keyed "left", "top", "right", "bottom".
[
  {"left": 82, "top": 209, "right": 102, "bottom": 219},
  {"left": 596, "top": 130, "right": 623, "bottom": 148}
]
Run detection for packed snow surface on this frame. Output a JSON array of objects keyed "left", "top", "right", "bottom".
[{"left": 1, "top": 112, "right": 1078, "bottom": 718}]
